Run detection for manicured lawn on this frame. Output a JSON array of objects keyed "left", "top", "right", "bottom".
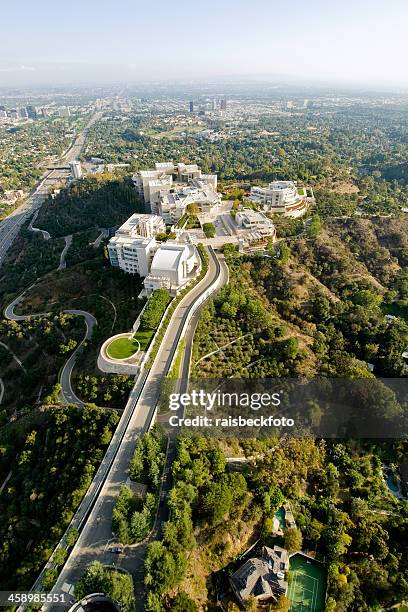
[
  {"left": 133, "top": 329, "right": 155, "bottom": 351},
  {"left": 107, "top": 337, "right": 140, "bottom": 359},
  {"left": 288, "top": 553, "right": 326, "bottom": 612}
]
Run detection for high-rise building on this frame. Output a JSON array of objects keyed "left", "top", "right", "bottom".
[
  {"left": 27, "top": 105, "right": 38, "bottom": 120},
  {"left": 69, "top": 161, "right": 82, "bottom": 180},
  {"left": 220, "top": 98, "right": 227, "bottom": 110},
  {"left": 59, "top": 107, "right": 71, "bottom": 118},
  {"left": 19, "top": 108, "right": 28, "bottom": 119},
  {"left": 189, "top": 100, "right": 194, "bottom": 113}
]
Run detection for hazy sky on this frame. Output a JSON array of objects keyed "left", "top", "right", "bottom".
[{"left": 1, "top": 0, "right": 408, "bottom": 87}]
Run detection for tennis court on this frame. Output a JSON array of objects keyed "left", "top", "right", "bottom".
[{"left": 288, "top": 553, "right": 326, "bottom": 612}]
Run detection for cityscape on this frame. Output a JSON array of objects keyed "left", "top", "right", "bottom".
[{"left": 0, "top": 1, "right": 408, "bottom": 612}]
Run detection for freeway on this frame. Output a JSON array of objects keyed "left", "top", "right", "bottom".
[
  {"left": 0, "top": 112, "right": 101, "bottom": 269},
  {"left": 42, "top": 247, "right": 228, "bottom": 609}
]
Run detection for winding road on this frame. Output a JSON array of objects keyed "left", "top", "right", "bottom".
[
  {"left": 58, "top": 235, "right": 73, "bottom": 270},
  {"left": 3, "top": 287, "right": 97, "bottom": 408}
]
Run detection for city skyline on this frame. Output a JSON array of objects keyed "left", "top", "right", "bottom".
[{"left": 1, "top": 0, "right": 408, "bottom": 88}]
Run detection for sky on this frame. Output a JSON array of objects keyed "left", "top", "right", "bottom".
[{"left": 1, "top": 0, "right": 408, "bottom": 88}]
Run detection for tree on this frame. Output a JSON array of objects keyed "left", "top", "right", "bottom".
[
  {"left": 307, "top": 214, "right": 322, "bottom": 238},
  {"left": 284, "top": 528, "right": 303, "bottom": 554},
  {"left": 246, "top": 596, "right": 260, "bottom": 611},
  {"left": 202, "top": 222, "right": 216, "bottom": 238},
  {"left": 146, "top": 592, "right": 164, "bottom": 612},
  {"left": 42, "top": 569, "right": 58, "bottom": 590},
  {"left": 144, "top": 541, "right": 186, "bottom": 595},
  {"left": 278, "top": 243, "right": 291, "bottom": 264},
  {"left": 202, "top": 480, "right": 233, "bottom": 526},
  {"left": 269, "top": 595, "right": 290, "bottom": 611},
  {"left": 170, "top": 592, "right": 198, "bottom": 611},
  {"left": 75, "top": 562, "right": 134, "bottom": 612},
  {"left": 186, "top": 203, "right": 200, "bottom": 215},
  {"left": 66, "top": 527, "right": 79, "bottom": 547},
  {"left": 53, "top": 547, "right": 67, "bottom": 567}
]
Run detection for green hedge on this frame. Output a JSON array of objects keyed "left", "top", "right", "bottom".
[{"left": 139, "top": 289, "right": 172, "bottom": 330}]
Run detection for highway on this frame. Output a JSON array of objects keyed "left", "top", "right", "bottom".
[
  {"left": 0, "top": 112, "right": 101, "bottom": 269},
  {"left": 42, "top": 247, "right": 228, "bottom": 609}
]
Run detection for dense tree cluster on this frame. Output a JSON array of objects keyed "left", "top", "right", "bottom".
[
  {"left": 144, "top": 437, "right": 253, "bottom": 611},
  {"left": 193, "top": 217, "right": 408, "bottom": 380},
  {"left": 144, "top": 436, "right": 407, "bottom": 610},
  {"left": 0, "top": 404, "right": 119, "bottom": 590},
  {"left": 112, "top": 427, "right": 166, "bottom": 544},
  {"left": 36, "top": 173, "right": 143, "bottom": 237},
  {"left": 0, "top": 314, "right": 84, "bottom": 421}
]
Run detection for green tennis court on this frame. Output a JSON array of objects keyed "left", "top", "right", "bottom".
[{"left": 288, "top": 553, "right": 326, "bottom": 611}]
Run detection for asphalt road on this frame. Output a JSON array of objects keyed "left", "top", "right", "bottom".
[
  {"left": 0, "top": 112, "right": 100, "bottom": 269},
  {"left": 59, "top": 309, "right": 97, "bottom": 407},
  {"left": 4, "top": 289, "right": 97, "bottom": 408},
  {"left": 47, "top": 247, "right": 228, "bottom": 609}
]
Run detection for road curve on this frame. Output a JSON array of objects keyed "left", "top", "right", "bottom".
[
  {"left": 59, "top": 310, "right": 97, "bottom": 407},
  {"left": 44, "top": 247, "right": 228, "bottom": 608},
  {"left": 58, "top": 235, "right": 73, "bottom": 271},
  {"left": 4, "top": 288, "right": 96, "bottom": 408}
]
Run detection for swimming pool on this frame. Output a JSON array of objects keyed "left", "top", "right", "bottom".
[
  {"left": 386, "top": 472, "right": 400, "bottom": 494},
  {"left": 275, "top": 506, "right": 286, "bottom": 529}
]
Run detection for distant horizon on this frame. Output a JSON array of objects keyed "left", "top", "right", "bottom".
[
  {"left": 1, "top": 0, "right": 408, "bottom": 90},
  {"left": 1, "top": 73, "right": 408, "bottom": 97}
]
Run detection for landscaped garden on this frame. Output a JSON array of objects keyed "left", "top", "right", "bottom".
[{"left": 132, "top": 329, "right": 155, "bottom": 351}]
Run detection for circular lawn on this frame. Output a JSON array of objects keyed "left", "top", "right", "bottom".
[{"left": 107, "top": 336, "right": 140, "bottom": 360}]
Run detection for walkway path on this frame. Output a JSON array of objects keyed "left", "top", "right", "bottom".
[
  {"left": 58, "top": 235, "right": 72, "bottom": 271},
  {"left": 0, "top": 469, "right": 12, "bottom": 495},
  {"left": 0, "top": 377, "right": 4, "bottom": 405},
  {"left": 195, "top": 332, "right": 253, "bottom": 365},
  {"left": 28, "top": 210, "right": 51, "bottom": 240},
  {"left": 92, "top": 229, "right": 108, "bottom": 249},
  {"left": 0, "top": 341, "right": 27, "bottom": 372},
  {"left": 100, "top": 295, "right": 117, "bottom": 333}
]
